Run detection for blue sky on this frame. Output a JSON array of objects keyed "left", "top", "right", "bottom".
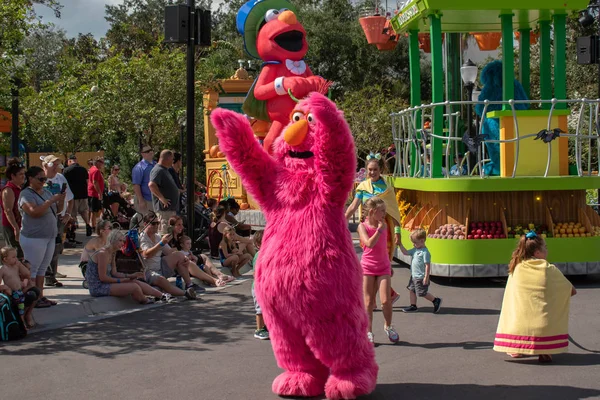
[{"left": 34, "top": 0, "right": 224, "bottom": 39}]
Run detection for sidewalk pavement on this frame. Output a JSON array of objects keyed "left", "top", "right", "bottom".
[{"left": 30, "top": 234, "right": 254, "bottom": 334}]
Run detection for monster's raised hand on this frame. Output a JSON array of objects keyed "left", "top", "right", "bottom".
[{"left": 210, "top": 109, "right": 277, "bottom": 209}]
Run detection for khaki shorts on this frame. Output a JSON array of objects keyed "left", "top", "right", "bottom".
[
  {"left": 156, "top": 210, "right": 176, "bottom": 234},
  {"left": 407, "top": 276, "right": 429, "bottom": 297},
  {"left": 72, "top": 198, "right": 89, "bottom": 216},
  {"left": 134, "top": 195, "right": 153, "bottom": 214}
]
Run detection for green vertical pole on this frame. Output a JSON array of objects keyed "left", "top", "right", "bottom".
[
  {"left": 501, "top": 13, "right": 514, "bottom": 110},
  {"left": 408, "top": 30, "right": 422, "bottom": 177},
  {"left": 430, "top": 14, "right": 443, "bottom": 178},
  {"left": 553, "top": 13, "right": 567, "bottom": 109},
  {"left": 447, "top": 33, "right": 463, "bottom": 155},
  {"left": 518, "top": 28, "right": 531, "bottom": 99},
  {"left": 539, "top": 19, "right": 552, "bottom": 109}
]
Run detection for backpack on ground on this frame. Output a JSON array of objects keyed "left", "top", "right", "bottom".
[{"left": 0, "top": 293, "right": 27, "bottom": 341}]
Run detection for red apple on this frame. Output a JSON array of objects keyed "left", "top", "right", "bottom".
[
  {"left": 467, "top": 235, "right": 474, "bottom": 239},
  {"left": 487, "top": 234, "right": 493, "bottom": 239},
  {"left": 474, "top": 235, "right": 480, "bottom": 239},
  {"left": 500, "top": 234, "right": 506, "bottom": 239},
  {"left": 493, "top": 234, "right": 500, "bottom": 239},
  {"left": 476, "top": 229, "right": 482, "bottom": 235}
]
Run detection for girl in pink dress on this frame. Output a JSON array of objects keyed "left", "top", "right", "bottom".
[{"left": 357, "top": 197, "right": 399, "bottom": 344}]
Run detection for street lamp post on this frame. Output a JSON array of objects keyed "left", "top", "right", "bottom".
[
  {"left": 461, "top": 59, "right": 479, "bottom": 139},
  {"left": 185, "top": 0, "right": 196, "bottom": 238}
]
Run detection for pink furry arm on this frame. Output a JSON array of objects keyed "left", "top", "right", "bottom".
[
  {"left": 309, "top": 93, "right": 357, "bottom": 206},
  {"left": 210, "top": 108, "right": 278, "bottom": 207}
]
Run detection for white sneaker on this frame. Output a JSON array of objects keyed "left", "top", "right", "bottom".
[
  {"left": 367, "top": 332, "right": 374, "bottom": 344},
  {"left": 160, "top": 293, "right": 175, "bottom": 303},
  {"left": 384, "top": 325, "right": 399, "bottom": 343}
]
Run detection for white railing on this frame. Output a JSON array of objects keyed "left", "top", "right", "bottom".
[{"left": 391, "top": 98, "right": 600, "bottom": 179}]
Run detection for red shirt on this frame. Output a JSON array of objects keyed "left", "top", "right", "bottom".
[
  {"left": 1, "top": 181, "right": 22, "bottom": 228},
  {"left": 87, "top": 166, "right": 105, "bottom": 198}
]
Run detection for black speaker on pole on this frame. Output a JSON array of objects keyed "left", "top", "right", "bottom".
[
  {"left": 195, "top": 8, "right": 211, "bottom": 47},
  {"left": 577, "top": 36, "right": 599, "bottom": 65},
  {"left": 164, "top": 4, "right": 189, "bottom": 44}
]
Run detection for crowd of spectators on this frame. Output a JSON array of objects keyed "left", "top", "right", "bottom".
[{"left": 0, "top": 146, "right": 258, "bottom": 330}]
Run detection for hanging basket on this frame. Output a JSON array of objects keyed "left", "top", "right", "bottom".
[
  {"left": 515, "top": 31, "right": 539, "bottom": 45},
  {"left": 359, "top": 15, "right": 388, "bottom": 44},
  {"left": 376, "top": 20, "right": 399, "bottom": 51},
  {"left": 471, "top": 32, "right": 502, "bottom": 51},
  {"left": 417, "top": 33, "right": 444, "bottom": 53}
]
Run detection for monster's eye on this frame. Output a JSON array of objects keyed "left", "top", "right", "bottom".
[
  {"left": 279, "top": 8, "right": 289, "bottom": 13},
  {"left": 307, "top": 113, "right": 314, "bottom": 123},
  {"left": 292, "top": 112, "right": 304, "bottom": 122},
  {"left": 265, "top": 9, "right": 279, "bottom": 22}
]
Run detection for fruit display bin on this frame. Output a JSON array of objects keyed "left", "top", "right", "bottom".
[{"left": 395, "top": 178, "right": 600, "bottom": 277}]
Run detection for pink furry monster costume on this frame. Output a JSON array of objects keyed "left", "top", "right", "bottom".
[{"left": 211, "top": 93, "right": 378, "bottom": 399}]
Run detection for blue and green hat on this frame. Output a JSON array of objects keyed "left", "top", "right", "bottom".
[{"left": 236, "top": 0, "right": 297, "bottom": 59}]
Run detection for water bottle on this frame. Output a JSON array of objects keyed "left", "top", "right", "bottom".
[{"left": 175, "top": 276, "right": 183, "bottom": 290}]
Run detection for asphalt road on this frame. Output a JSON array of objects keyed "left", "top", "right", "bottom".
[{"left": 2, "top": 268, "right": 600, "bottom": 400}]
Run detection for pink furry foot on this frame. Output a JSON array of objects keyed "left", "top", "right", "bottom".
[
  {"left": 272, "top": 371, "right": 327, "bottom": 398},
  {"left": 325, "top": 368, "right": 377, "bottom": 400}
]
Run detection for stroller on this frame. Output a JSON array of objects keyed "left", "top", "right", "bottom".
[
  {"left": 79, "top": 219, "right": 148, "bottom": 289},
  {"left": 179, "top": 192, "right": 212, "bottom": 252},
  {"left": 102, "top": 190, "right": 136, "bottom": 229}
]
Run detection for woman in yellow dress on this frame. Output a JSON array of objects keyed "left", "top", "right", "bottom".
[{"left": 493, "top": 231, "right": 577, "bottom": 363}]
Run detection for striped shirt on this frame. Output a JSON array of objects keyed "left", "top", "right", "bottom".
[{"left": 355, "top": 178, "right": 387, "bottom": 203}]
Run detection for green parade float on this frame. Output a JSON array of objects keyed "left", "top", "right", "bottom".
[{"left": 362, "top": 0, "right": 600, "bottom": 277}]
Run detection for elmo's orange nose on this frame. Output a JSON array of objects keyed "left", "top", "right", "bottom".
[
  {"left": 284, "top": 119, "right": 308, "bottom": 146},
  {"left": 278, "top": 10, "right": 297, "bottom": 25}
]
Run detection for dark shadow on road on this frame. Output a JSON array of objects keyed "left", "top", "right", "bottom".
[
  {"left": 505, "top": 353, "right": 600, "bottom": 366},
  {"left": 0, "top": 292, "right": 255, "bottom": 359},
  {"left": 362, "top": 383, "right": 600, "bottom": 400}
]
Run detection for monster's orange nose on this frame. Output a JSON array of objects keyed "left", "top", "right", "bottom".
[
  {"left": 278, "top": 10, "right": 297, "bottom": 25},
  {"left": 284, "top": 119, "right": 308, "bottom": 146}
]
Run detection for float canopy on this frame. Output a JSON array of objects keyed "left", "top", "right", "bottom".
[{"left": 391, "top": 0, "right": 589, "bottom": 33}]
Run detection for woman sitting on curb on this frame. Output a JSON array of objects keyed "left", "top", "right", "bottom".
[{"left": 85, "top": 230, "right": 173, "bottom": 303}]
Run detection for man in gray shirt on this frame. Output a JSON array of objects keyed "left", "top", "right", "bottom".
[{"left": 148, "top": 150, "right": 180, "bottom": 234}]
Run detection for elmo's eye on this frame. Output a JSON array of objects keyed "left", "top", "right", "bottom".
[
  {"left": 292, "top": 112, "right": 303, "bottom": 122},
  {"left": 307, "top": 113, "right": 314, "bottom": 123},
  {"left": 279, "top": 8, "right": 289, "bottom": 13},
  {"left": 265, "top": 9, "right": 279, "bottom": 22}
]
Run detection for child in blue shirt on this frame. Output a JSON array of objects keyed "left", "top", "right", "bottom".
[{"left": 397, "top": 229, "right": 442, "bottom": 313}]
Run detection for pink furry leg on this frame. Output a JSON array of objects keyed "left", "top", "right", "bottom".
[
  {"left": 308, "top": 314, "right": 378, "bottom": 399},
  {"left": 268, "top": 317, "right": 329, "bottom": 397}
]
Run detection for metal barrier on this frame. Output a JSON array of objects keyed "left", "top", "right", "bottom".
[{"left": 391, "top": 99, "right": 600, "bottom": 179}]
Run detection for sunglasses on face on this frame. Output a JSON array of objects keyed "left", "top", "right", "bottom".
[
  {"left": 35, "top": 176, "right": 47, "bottom": 183},
  {"left": 150, "top": 221, "right": 160, "bottom": 226}
]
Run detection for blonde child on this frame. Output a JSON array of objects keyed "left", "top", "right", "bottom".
[
  {"left": 358, "top": 198, "right": 399, "bottom": 344},
  {"left": 494, "top": 231, "right": 577, "bottom": 363},
  {"left": 250, "top": 230, "right": 268, "bottom": 339},
  {"left": 0, "top": 247, "right": 40, "bottom": 329},
  {"left": 219, "top": 226, "right": 252, "bottom": 278},
  {"left": 398, "top": 229, "right": 442, "bottom": 313},
  {"left": 179, "top": 235, "right": 234, "bottom": 285}
]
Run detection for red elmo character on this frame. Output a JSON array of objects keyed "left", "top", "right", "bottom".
[{"left": 237, "top": 0, "right": 328, "bottom": 153}]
